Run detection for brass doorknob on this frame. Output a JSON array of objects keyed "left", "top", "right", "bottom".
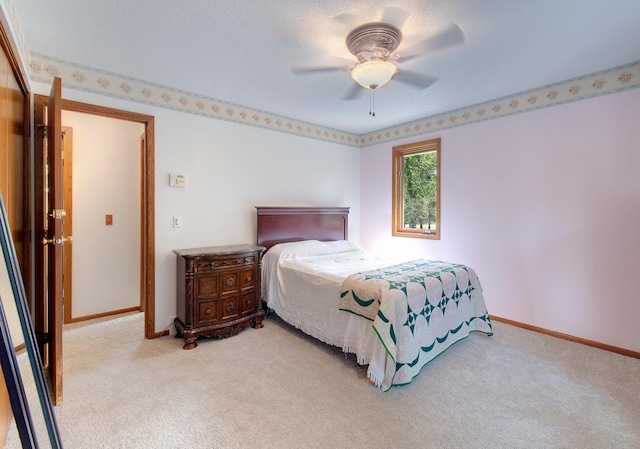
[
  {"left": 42, "top": 235, "right": 73, "bottom": 245},
  {"left": 56, "top": 235, "right": 73, "bottom": 245}
]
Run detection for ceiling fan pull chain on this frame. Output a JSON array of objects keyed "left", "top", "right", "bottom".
[{"left": 369, "top": 88, "right": 376, "bottom": 117}]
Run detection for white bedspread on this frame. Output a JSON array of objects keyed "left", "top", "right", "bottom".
[{"left": 261, "top": 240, "right": 405, "bottom": 385}]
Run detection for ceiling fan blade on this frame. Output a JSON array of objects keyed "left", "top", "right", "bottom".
[
  {"left": 331, "top": 12, "right": 358, "bottom": 28},
  {"left": 393, "top": 70, "right": 438, "bottom": 90},
  {"left": 397, "top": 22, "right": 465, "bottom": 62},
  {"left": 341, "top": 82, "right": 365, "bottom": 101},
  {"left": 380, "top": 6, "right": 409, "bottom": 28},
  {"left": 291, "top": 65, "right": 348, "bottom": 75}
]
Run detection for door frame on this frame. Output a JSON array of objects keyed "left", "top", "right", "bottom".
[
  {"left": 34, "top": 95, "right": 156, "bottom": 339},
  {"left": 61, "top": 126, "right": 73, "bottom": 323}
]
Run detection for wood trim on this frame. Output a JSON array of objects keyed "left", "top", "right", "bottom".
[
  {"left": 139, "top": 134, "right": 146, "bottom": 313},
  {"left": 154, "top": 329, "right": 170, "bottom": 338},
  {"left": 60, "top": 99, "right": 154, "bottom": 123},
  {"left": 144, "top": 117, "right": 155, "bottom": 339},
  {"left": 490, "top": 315, "right": 640, "bottom": 359},
  {"left": 62, "top": 127, "right": 73, "bottom": 323},
  {"left": 65, "top": 306, "right": 142, "bottom": 324}
]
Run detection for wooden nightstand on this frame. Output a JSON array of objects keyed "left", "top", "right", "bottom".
[{"left": 174, "top": 244, "right": 265, "bottom": 349}]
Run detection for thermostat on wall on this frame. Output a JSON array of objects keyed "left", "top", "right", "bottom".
[{"left": 169, "top": 173, "right": 187, "bottom": 187}]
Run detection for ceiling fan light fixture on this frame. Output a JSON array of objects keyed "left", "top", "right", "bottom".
[{"left": 351, "top": 60, "right": 397, "bottom": 89}]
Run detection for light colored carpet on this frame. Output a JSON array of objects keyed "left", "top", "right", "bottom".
[{"left": 6, "top": 312, "right": 640, "bottom": 448}]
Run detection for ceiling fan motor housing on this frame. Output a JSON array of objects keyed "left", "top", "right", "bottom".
[{"left": 346, "top": 22, "right": 402, "bottom": 63}]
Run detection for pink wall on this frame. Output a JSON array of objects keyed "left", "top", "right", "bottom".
[{"left": 360, "top": 88, "right": 640, "bottom": 352}]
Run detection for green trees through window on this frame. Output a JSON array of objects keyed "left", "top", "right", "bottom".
[{"left": 392, "top": 138, "right": 440, "bottom": 240}]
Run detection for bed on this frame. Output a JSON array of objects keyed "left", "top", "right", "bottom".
[{"left": 257, "top": 207, "right": 492, "bottom": 390}]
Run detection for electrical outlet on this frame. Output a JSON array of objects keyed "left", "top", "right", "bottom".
[{"left": 173, "top": 216, "right": 182, "bottom": 228}]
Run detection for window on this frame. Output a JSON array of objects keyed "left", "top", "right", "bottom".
[{"left": 392, "top": 138, "right": 440, "bottom": 239}]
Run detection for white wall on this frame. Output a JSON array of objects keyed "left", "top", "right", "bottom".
[
  {"left": 33, "top": 81, "right": 361, "bottom": 332},
  {"left": 62, "top": 110, "right": 143, "bottom": 318},
  {"left": 153, "top": 111, "right": 361, "bottom": 330},
  {"left": 360, "top": 88, "right": 640, "bottom": 353}
]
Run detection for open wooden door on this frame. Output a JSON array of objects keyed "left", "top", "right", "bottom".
[
  {"left": 46, "top": 77, "right": 65, "bottom": 405},
  {"left": 34, "top": 77, "right": 65, "bottom": 405}
]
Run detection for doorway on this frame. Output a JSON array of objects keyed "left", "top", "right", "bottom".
[
  {"left": 34, "top": 96, "right": 156, "bottom": 339},
  {"left": 61, "top": 113, "right": 144, "bottom": 322}
]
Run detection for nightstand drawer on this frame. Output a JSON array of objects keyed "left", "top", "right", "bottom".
[
  {"left": 197, "top": 300, "right": 219, "bottom": 325},
  {"left": 221, "top": 272, "right": 239, "bottom": 294},
  {"left": 240, "top": 292, "right": 258, "bottom": 316},
  {"left": 196, "top": 256, "right": 256, "bottom": 272},
  {"left": 240, "top": 268, "right": 255, "bottom": 291},
  {"left": 196, "top": 274, "right": 218, "bottom": 299},
  {"left": 221, "top": 297, "right": 239, "bottom": 320}
]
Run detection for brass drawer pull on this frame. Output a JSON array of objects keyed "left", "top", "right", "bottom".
[
  {"left": 225, "top": 278, "right": 235, "bottom": 288},
  {"left": 226, "top": 302, "right": 235, "bottom": 313},
  {"left": 204, "top": 308, "right": 211, "bottom": 315},
  {"left": 245, "top": 276, "right": 252, "bottom": 283}
]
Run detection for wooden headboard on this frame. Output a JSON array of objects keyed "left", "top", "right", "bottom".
[{"left": 256, "top": 207, "right": 349, "bottom": 251}]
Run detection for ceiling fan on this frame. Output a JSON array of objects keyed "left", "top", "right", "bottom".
[{"left": 291, "top": 21, "right": 465, "bottom": 116}]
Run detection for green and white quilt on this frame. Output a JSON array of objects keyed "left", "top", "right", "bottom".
[{"left": 339, "top": 259, "right": 493, "bottom": 390}]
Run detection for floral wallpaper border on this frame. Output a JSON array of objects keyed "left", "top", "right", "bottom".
[
  {"left": 363, "top": 61, "right": 640, "bottom": 146},
  {"left": 27, "top": 55, "right": 640, "bottom": 148}
]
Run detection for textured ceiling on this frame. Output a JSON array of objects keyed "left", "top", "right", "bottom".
[{"left": 12, "top": 0, "right": 640, "bottom": 136}]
